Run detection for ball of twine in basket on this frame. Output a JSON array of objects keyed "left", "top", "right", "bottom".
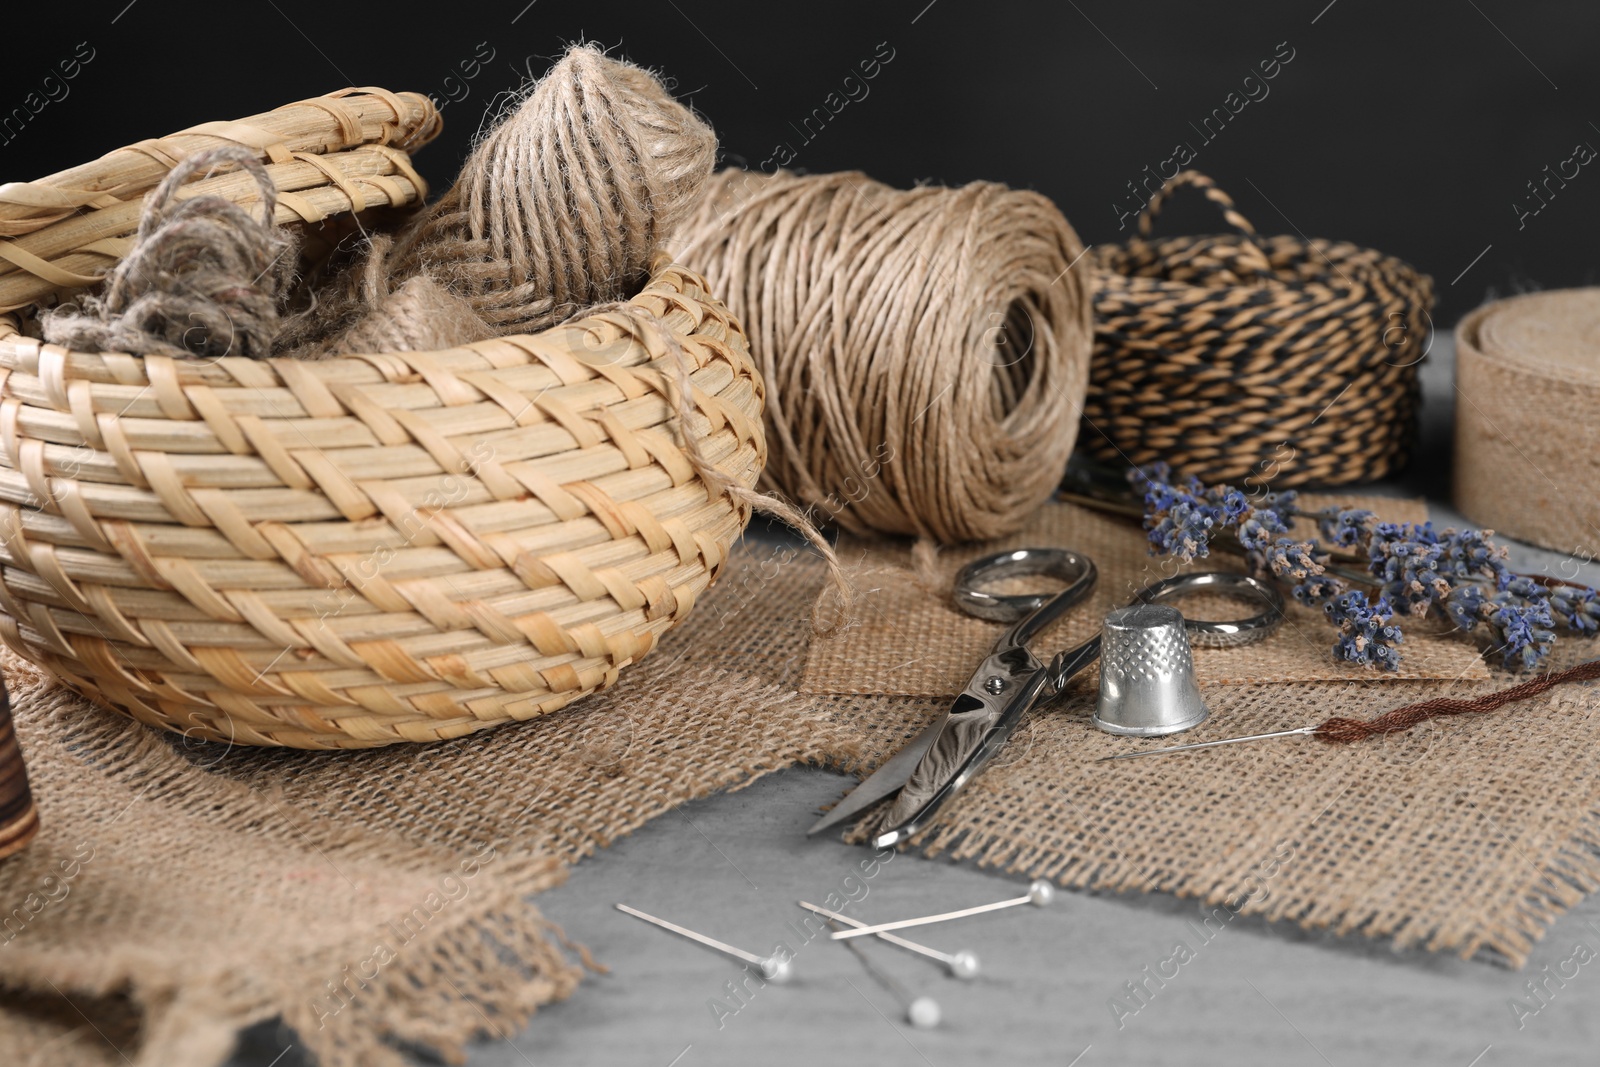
[
  {"left": 285, "top": 233, "right": 493, "bottom": 358},
  {"left": 1085, "top": 170, "right": 1434, "bottom": 487},
  {"left": 676, "top": 169, "right": 1094, "bottom": 544},
  {"left": 380, "top": 43, "right": 716, "bottom": 337},
  {"left": 40, "top": 146, "right": 296, "bottom": 360}
]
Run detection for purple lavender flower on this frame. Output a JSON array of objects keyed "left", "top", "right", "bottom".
[
  {"left": 1211, "top": 487, "right": 1251, "bottom": 524},
  {"left": 1438, "top": 527, "right": 1511, "bottom": 589},
  {"left": 1550, "top": 585, "right": 1600, "bottom": 636},
  {"left": 1367, "top": 522, "right": 1451, "bottom": 617},
  {"left": 1442, "top": 582, "right": 1488, "bottom": 632},
  {"left": 1236, "top": 510, "right": 1290, "bottom": 553},
  {"left": 1134, "top": 464, "right": 1221, "bottom": 562},
  {"left": 1263, "top": 537, "right": 1324, "bottom": 583},
  {"left": 1326, "top": 591, "right": 1403, "bottom": 671},
  {"left": 1292, "top": 576, "right": 1343, "bottom": 607},
  {"left": 1317, "top": 508, "right": 1374, "bottom": 547},
  {"left": 1127, "top": 464, "right": 1600, "bottom": 672},
  {"left": 1486, "top": 582, "right": 1555, "bottom": 672}
]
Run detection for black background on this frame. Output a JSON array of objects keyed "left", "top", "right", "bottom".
[{"left": 1, "top": 0, "right": 1596, "bottom": 323}]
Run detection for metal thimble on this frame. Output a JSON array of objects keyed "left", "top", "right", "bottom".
[{"left": 1092, "top": 603, "right": 1209, "bottom": 737}]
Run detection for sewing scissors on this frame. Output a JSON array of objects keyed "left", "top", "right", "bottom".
[{"left": 807, "top": 548, "right": 1284, "bottom": 848}]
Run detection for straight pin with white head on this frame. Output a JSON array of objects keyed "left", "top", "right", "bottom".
[
  {"left": 829, "top": 880, "right": 1055, "bottom": 941},
  {"left": 616, "top": 903, "right": 792, "bottom": 982},
  {"left": 798, "top": 900, "right": 980, "bottom": 978},
  {"left": 826, "top": 916, "right": 943, "bottom": 1030}
]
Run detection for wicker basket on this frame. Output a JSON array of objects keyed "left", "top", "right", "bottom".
[
  {"left": 0, "top": 87, "right": 441, "bottom": 311},
  {"left": 1084, "top": 171, "right": 1434, "bottom": 486},
  {"left": 0, "top": 261, "right": 765, "bottom": 748}
]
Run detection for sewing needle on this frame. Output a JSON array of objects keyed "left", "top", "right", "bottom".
[{"left": 1094, "top": 725, "right": 1318, "bottom": 761}]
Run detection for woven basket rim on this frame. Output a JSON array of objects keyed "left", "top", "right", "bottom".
[
  {"left": 0, "top": 87, "right": 442, "bottom": 313},
  {"left": 0, "top": 254, "right": 692, "bottom": 366},
  {"left": 1094, "top": 233, "right": 1433, "bottom": 300}
]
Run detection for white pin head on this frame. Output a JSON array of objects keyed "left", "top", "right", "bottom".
[
  {"left": 948, "top": 950, "right": 980, "bottom": 979},
  {"left": 759, "top": 955, "right": 793, "bottom": 984},
  {"left": 1027, "top": 879, "right": 1055, "bottom": 907},
  {"left": 908, "top": 996, "right": 942, "bottom": 1029}
]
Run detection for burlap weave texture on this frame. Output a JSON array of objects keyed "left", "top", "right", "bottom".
[
  {"left": 0, "top": 501, "right": 1596, "bottom": 1065},
  {"left": 803, "top": 497, "right": 1489, "bottom": 698}
]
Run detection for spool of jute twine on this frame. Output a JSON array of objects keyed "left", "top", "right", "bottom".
[
  {"left": 1455, "top": 288, "right": 1600, "bottom": 556},
  {"left": 676, "top": 169, "right": 1093, "bottom": 544},
  {"left": 378, "top": 43, "right": 716, "bottom": 337},
  {"left": 281, "top": 43, "right": 716, "bottom": 356}
]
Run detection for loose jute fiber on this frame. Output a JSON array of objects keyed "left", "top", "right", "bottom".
[
  {"left": 677, "top": 168, "right": 1094, "bottom": 543},
  {"left": 40, "top": 147, "right": 296, "bottom": 361},
  {"left": 3, "top": 508, "right": 1600, "bottom": 1063},
  {"left": 1455, "top": 288, "right": 1600, "bottom": 556},
  {"left": 280, "top": 234, "right": 492, "bottom": 358}
]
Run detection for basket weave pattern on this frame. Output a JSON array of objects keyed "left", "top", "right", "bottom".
[
  {"left": 1084, "top": 172, "right": 1434, "bottom": 486},
  {"left": 0, "top": 88, "right": 442, "bottom": 312},
  {"left": 0, "top": 263, "right": 765, "bottom": 748}
]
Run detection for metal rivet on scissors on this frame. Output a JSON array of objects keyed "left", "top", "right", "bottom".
[{"left": 806, "top": 548, "right": 1284, "bottom": 848}]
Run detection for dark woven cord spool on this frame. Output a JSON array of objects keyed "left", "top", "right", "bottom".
[
  {"left": 1084, "top": 171, "right": 1435, "bottom": 486},
  {"left": 0, "top": 674, "right": 37, "bottom": 859}
]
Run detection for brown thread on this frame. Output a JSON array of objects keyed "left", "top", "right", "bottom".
[{"left": 1315, "top": 658, "right": 1600, "bottom": 743}]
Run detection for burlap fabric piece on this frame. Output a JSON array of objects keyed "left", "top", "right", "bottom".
[
  {"left": 1, "top": 532, "right": 1597, "bottom": 1065},
  {"left": 804, "top": 496, "right": 1489, "bottom": 698}
]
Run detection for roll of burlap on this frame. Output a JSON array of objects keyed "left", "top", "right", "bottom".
[
  {"left": 378, "top": 43, "right": 716, "bottom": 337},
  {"left": 676, "top": 169, "right": 1093, "bottom": 543},
  {"left": 1455, "top": 288, "right": 1600, "bottom": 556}
]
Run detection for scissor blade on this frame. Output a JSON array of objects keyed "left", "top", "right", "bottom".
[
  {"left": 874, "top": 635, "right": 1100, "bottom": 848},
  {"left": 806, "top": 713, "right": 949, "bottom": 835}
]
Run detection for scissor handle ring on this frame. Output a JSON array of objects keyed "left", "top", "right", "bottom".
[
  {"left": 1136, "top": 572, "right": 1284, "bottom": 648},
  {"left": 952, "top": 548, "right": 1097, "bottom": 623}
]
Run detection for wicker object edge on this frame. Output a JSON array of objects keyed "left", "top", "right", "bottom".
[
  {"left": 1083, "top": 171, "right": 1434, "bottom": 486},
  {"left": 0, "top": 260, "right": 765, "bottom": 748},
  {"left": 0, "top": 87, "right": 442, "bottom": 312}
]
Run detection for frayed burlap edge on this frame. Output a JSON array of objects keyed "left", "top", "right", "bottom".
[{"left": 0, "top": 654, "right": 585, "bottom": 1067}]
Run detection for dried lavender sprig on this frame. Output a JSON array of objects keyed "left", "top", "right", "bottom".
[{"left": 1130, "top": 464, "right": 1593, "bottom": 671}]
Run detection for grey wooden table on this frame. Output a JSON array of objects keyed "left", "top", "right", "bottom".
[{"left": 230, "top": 335, "right": 1600, "bottom": 1067}]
